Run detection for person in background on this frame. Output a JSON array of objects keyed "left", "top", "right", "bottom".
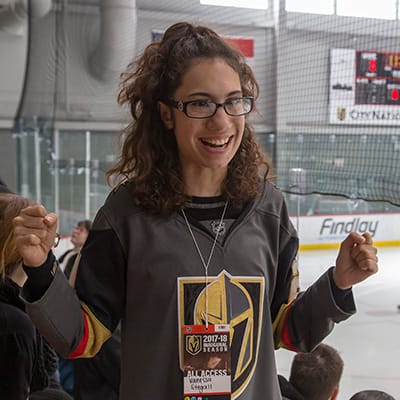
[
  {"left": 12, "top": 22, "right": 378, "bottom": 400},
  {"left": 57, "top": 219, "right": 92, "bottom": 398},
  {"left": 0, "top": 177, "right": 13, "bottom": 193},
  {"left": 58, "top": 220, "right": 92, "bottom": 279},
  {"left": 0, "top": 193, "right": 71, "bottom": 400},
  {"left": 349, "top": 390, "right": 396, "bottom": 400},
  {"left": 279, "top": 343, "right": 344, "bottom": 400}
]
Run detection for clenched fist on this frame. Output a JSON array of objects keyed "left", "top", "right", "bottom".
[
  {"left": 13, "top": 205, "right": 58, "bottom": 267},
  {"left": 333, "top": 232, "right": 378, "bottom": 290}
]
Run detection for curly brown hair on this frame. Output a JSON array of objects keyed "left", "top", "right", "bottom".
[
  {"left": 107, "top": 22, "right": 272, "bottom": 215},
  {"left": 0, "top": 193, "right": 33, "bottom": 280}
]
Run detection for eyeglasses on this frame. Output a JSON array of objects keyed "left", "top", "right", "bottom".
[
  {"left": 54, "top": 232, "right": 61, "bottom": 248},
  {"left": 166, "top": 96, "right": 254, "bottom": 119}
]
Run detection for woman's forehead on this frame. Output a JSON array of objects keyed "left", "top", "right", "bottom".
[{"left": 175, "top": 58, "right": 241, "bottom": 96}]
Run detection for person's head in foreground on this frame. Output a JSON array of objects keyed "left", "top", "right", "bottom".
[
  {"left": 289, "top": 343, "right": 344, "bottom": 400},
  {"left": 349, "top": 390, "right": 396, "bottom": 400}
]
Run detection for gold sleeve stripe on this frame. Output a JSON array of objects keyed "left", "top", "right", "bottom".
[
  {"left": 272, "top": 257, "right": 300, "bottom": 350},
  {"left": 289, "top": 257, "right": 300, "bottom": 302},
  {"left": 272, "top": 301, "right": 296, "bottom": 350},
  {"left": 70, "top": 302, "right": 112, "bottom": 358}
]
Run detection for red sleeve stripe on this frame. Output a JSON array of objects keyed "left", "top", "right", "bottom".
[
  {"left": 68, "top": 310, "right": 90, "bottom": 358},
  {"left": 280, "top": 305, "right": 298, "bottom": 352},
  {"left": 68, "top": 301, "right": 112, "bottom": 359}
]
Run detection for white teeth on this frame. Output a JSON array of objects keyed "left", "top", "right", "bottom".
[{"left": 202, "top": 138, "right": 230, "bottom": 146}]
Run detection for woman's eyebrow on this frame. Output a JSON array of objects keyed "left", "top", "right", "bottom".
[{"left": 186, "top": 90, "right": 242, "bottom": 98}]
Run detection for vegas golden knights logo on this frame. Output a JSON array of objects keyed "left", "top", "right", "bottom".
[
  {"left": 186, "top": 335, "right": 202, "bottom": 356},
  {"left": 337, "top": 107, "right": 346, "bottom": 121},
  {"left": 178, "top": 271, "right": 264, "bottom": 399}
]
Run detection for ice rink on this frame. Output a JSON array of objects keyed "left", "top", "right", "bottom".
[{"left": 275, "top": 246, "right": 400, "bottom": 400}]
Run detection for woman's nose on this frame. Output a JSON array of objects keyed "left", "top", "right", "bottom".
[{"left": 207, "top": 105, "right": 231, "bottom": 128}]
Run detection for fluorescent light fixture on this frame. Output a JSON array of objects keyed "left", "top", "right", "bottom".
[
  {"left": 286, "top": 0, "right": 334, "bottom": 15},
  {"left": 200, "top": 0, "right": 268, "bottom": 10},
  {"left": 286, "top": 0, "right": 396, "bottom": 19},
  {"left": 337, "top": 0, "right": 395, "bottom": 20}
]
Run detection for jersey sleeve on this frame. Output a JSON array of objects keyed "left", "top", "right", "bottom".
[
  {"left": 271, "top": 201, "right": 356, "bottom": 353},
  {"left": 71, "top": 209, "right": 126, "bottom": 358},
  {"left": 23, "top": 207, "right": 126, "bottom": 360},
  {"left": 271, "top": 233, "right": 300, "bottom": 350},
  {"left": 280, "top": 267, "right": 356, "bottom": 352}
]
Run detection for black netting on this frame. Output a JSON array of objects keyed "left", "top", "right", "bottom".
[
  {"left": 275, "top": 14, "right": 400, "bottom": 207},
  {"left": 277, "top": 133, "right": 400, "bottom": 206},
  {"left": 15, "top": 0, "right": 66, "bottom": 128},
  {"left": 11, "top": 1, "right": 400, "bottom": 209}
]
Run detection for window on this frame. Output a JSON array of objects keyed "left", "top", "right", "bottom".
[
  {"left": 337, "top": 0, "right": 396, "bottom": 20},
  {"left": 286, "top": 0, "right": 397, "bottom": 19},
  {"left": 200, "top": 0, "right": 268, "bottom": 10},
  {"left": 285, "top": 0, "right": 334, "bottom": 15}
]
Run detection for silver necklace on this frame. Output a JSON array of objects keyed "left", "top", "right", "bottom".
[{"left": 181, "top": 201, "right": 228, "bottom": 328}]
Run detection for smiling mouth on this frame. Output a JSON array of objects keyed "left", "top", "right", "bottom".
[{"left": 200, "top": 136, "right": 232, "bottom": 148}]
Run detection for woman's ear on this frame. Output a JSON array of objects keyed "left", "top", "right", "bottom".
[{"left": 158, "top": 101, "right": 174, "bottom": 130}]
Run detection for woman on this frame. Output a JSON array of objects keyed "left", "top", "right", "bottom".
[
  {"left": 13, "top": 22, "right": 378, "bottom": 400},
  {"left": 0, "top": 193, "right": 71, "bottom": 400}
]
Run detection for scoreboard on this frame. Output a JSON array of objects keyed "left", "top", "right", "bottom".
[
  {"left": 356, "top": 51, "right": 400, "bottom": 105},
  {"left": 330, "top": 48, "right": 400, "bottom": 125}
]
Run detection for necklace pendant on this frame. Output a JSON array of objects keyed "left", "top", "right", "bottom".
[
  {"left": 211, "top": 220, "right": 226, "bottom": 236},
  {"left": 181, "top": 201, "right": 228, "bottom": 271}
]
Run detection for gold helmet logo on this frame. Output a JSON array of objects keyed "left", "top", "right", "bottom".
[
  {"left": 194, "top": 274, "right": 254, "bottom": 381},
  {"left": 185, "top": 335, "right": 202, "bottom": 356},
  {"left": 178, "top": 270, "right": 265, "bottom": 399},
  {"left": 337, "top": 107, "right": 346, "bottom": 121},
  {"left": 178, "top": 271, "right": 264, "bottom": 398}
]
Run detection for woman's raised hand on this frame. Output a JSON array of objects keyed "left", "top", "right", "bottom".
[{"left": 13, "top": 205, "right": 58, "bottom": 267}]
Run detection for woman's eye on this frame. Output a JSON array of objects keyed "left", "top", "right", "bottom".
[
  {"left": 226, "top": 98, "right": 241, "bottom": 105},
  {"left": 191, "top": 100, "right": 211, "bottom": 108}
]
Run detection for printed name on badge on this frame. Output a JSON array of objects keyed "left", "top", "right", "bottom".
[{"left": 182, "top": 324, "right": 231, "bottom": 400}]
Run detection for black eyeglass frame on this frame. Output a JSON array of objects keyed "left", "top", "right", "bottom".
[{"left": 164, "top": 96, "right": 254, "bottom": 119}]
